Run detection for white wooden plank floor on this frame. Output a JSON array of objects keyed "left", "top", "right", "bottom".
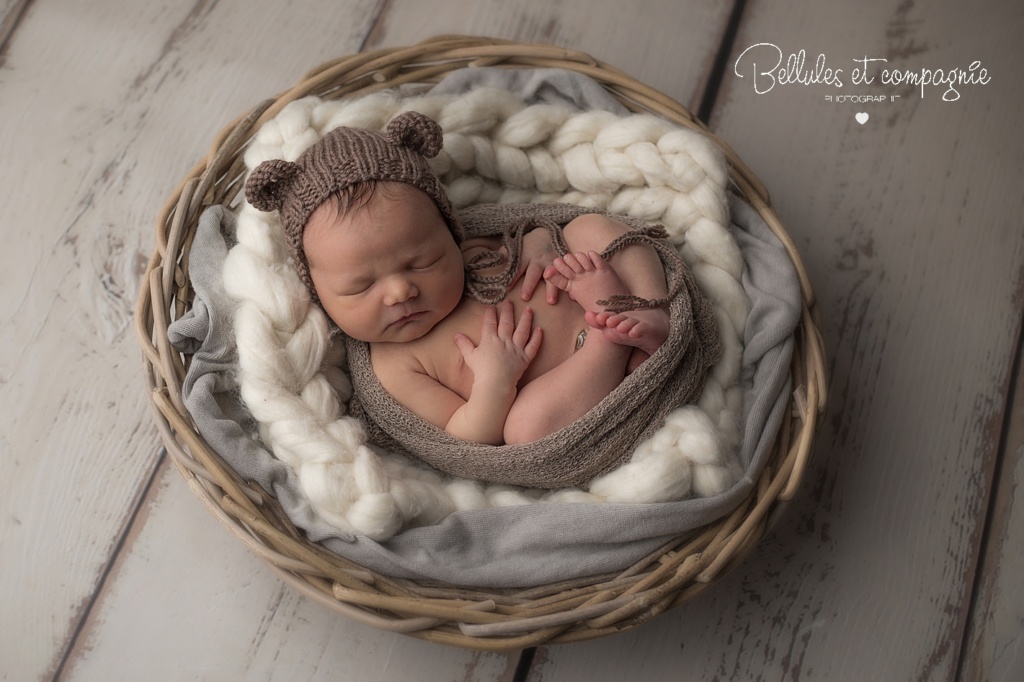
[{"left": 1, "top": 0, "right": 1021, "bottom": 680}]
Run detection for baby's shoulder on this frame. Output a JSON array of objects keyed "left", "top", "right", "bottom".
[
  {"left": 369, "top": 340, "right": 427, "bottom": 384},
  {"left": 370, "top": 329, "right": 456, "bottom": 389},
  {"left": 368, "top": 333, "right": 472, "bottom": 427}
]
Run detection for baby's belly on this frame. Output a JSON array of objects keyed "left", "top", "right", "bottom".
[
  {"left": 426, "top": 290, "right": 587, "bottom": 394},
  {"left": 513, "top": 290, "right": 586, "bottom": 385}
]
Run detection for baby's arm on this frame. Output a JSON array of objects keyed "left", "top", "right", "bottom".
[
  {"left": 448, "top": 301, "right": 542, "bottom": 443},
  {"left": 384, "top": 301, "right": 541, "bottom": 444},
  {"left": 504, "top": 329, "right": 632, "bottom": 444}
]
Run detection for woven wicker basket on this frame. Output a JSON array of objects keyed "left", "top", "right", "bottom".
[{"left": 135, "top": 35, "right": 826, "bottom": 650}]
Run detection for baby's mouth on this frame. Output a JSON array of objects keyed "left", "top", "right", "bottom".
[{"left": 389, "top": 311, "right": 426, "bottom": 328}]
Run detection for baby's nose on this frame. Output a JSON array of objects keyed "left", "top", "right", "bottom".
[{"left": 383, "top": 276, "right": 417, "bottom": 305}]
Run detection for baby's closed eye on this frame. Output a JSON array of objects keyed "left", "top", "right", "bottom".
[
  {"left": 412, "top": 255, "right": 443, "bottom": 271},
  {"left": 337, "top": 279, "right": 374, "bottom": 296}
]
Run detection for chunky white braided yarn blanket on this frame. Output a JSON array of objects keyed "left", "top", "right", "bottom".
[{"left": 223, "top": 87, "right": 749, "bottom": 540}]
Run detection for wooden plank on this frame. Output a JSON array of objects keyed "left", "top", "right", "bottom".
[
  {"left": 61, "top": 459, "right": 518, "bottom": 680},
  {"left": 365, "top": 0, "right": 734, "bottom": 113},
  {"left": 0, "top": 0, "right": 31, "bottom": 54},
  {"left": 960, "top": 341, "right": 1024, "bottom": 681},
  {"left": 0, "top": 0, "right": 384, "bottom": 678},
  {"left": 529, "top": 0, "right": 1024, "bottom": 679}
]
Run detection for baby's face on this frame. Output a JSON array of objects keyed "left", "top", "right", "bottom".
[{"left": 304, "top": 183, "right": 464, "bottom": 343}]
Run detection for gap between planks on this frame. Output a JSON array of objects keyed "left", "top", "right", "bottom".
[
  {"left": 0, "top": 0, "right": 33, "bottom": 57},
  {"left": 51, "top": 450, "right": 168, "bottom": 681},
  {"left": 956, "top": 288, "right": 1024, "bottom": 681}
]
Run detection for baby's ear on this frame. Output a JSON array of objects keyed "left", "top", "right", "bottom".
[
  {"left": 245, "top": 158, "right": 301, "bottom": 212},
  {"left": 386, "top": 111, "right": 443, "bottom": 159}
]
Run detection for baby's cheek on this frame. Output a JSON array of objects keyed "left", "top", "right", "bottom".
[{"left": 323, "top": 300, "right": 355, "bottom": 331}]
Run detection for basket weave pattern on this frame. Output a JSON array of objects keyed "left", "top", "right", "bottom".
[{"left": 135, "top": 35, "right": 827, "bottom": 649}]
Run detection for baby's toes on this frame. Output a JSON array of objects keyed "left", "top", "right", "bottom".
[
  {"left": 584, "top": 250, "right": 608, "bottom": 272},
  {"left": 626, "top": 320, "right": 650, "bottom": 338},
  {"left": 571, "top": 251, "right": 600, "bottom": 273},
  {"left": 570, "top": 252, "right": 600, "bottom": 274},
  {"left": 544, "top": 263, "right": 571, "bottom": 289},
  {"left": 613, "top": 316, "right": 643, "bottom": 336},
  {"left": 604, "top": 313, "right": 631, "bottom": 329},
  {"left": 553, "top": 255, "right": 582, "bottom": 279}
]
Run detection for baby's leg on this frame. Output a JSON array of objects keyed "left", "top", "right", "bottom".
[
  {"left": 545, "top": 251, "right": 666, "bottom": 357},
  {"left": 561, "top": 214, "right": 669, "bottom": 305},
  {"left": 505, "top": 327, "right": 631, "bottom": 443},
  {"left": 553, "top": 214, "right": 671, "bottom": 360}
]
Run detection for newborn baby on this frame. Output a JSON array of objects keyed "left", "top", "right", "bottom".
[{"left": 245, "top": 112, "right": 672, "bottom": 446}]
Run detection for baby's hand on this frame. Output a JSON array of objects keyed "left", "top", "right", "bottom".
[
  {"left": 454, "top": 300, "right": 543, "bottom": 388},
  {"left": 516, "top": 229, "right": 561, "bottom": 304}
]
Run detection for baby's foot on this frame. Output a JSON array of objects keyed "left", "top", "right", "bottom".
[
  {"left": 545, "top": 251, "right": 670, "bottom": 361},
  {"left": 586, "top": 308, "right": 670, "bottom": 359},
  {"left": 543, "top": 251, "right": 629, "bottom": 312}
]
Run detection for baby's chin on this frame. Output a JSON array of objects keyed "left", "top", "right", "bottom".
[
  {"left": 345, "top": 317, "right": 438, "bottom": 344},
  {"left": 383, "top": 318, "right": 436, "bottom": 343}
]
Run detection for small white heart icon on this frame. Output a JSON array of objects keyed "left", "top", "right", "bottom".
[{"left": 855, "top": 112, "right": 869, "bottom": 124}]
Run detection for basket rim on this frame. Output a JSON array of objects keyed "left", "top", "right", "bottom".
[{"left": 134, "top": 34, "right": 827, "bottom": 650}]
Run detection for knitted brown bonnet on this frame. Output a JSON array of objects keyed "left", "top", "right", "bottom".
[{"left": 244, "top": 111, "right": 463, "bottom": 303}]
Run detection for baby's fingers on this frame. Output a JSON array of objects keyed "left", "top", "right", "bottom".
[
  {"left": 520, "top": 262, "right": 543, "bottom": 300},
  {"left": 496, "top": 300, "right": 516, "bottom": 337},
  {"left": 523, "top": 326, "right": 543, "bottom": 360},
  {"left": 513, "top": 307, "right": 543, "bottom": 361},
  {"left": 479, "top": 303, "right": 498, "bottom": 336},
  {"left": 545, "top": 278, "right": 560, "bottom": 304},
  {"left": 512, "top": 306, "right": 535, "bottom": 346},
  {"left": 453, "top": 333, "right": 477, "bottom": 358}
]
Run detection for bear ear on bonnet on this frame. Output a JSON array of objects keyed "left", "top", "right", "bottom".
[
  {"left": 385, "top": 111, "right": 443, "bottom": 158},
  {"left": 245, "top": 158, "right": 301, "bottom": 212}
]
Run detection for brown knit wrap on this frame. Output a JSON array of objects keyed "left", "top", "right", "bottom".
[
  {"left": 346, "top": 202, "right": 724, "bottom": 489},
  {"left": 243, "top": 112, "right": 463, "bottom": 304}
]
